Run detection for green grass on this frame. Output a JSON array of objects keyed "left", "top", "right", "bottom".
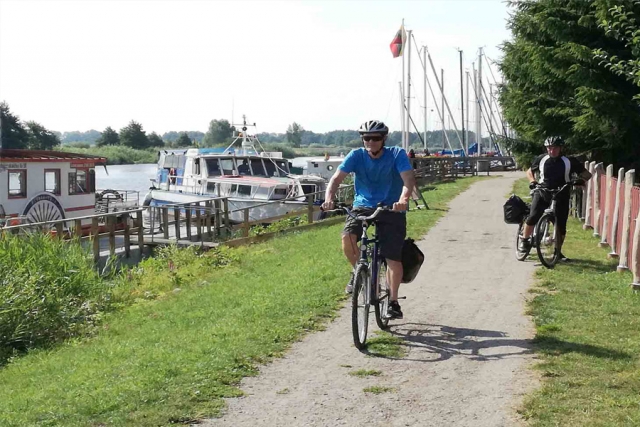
[
  {"left": 348, "top": 369, "right": 382, "bottom": 377},
  {"left": 365, "top": 332, "right": 408, "bottom": 358},
  {"left": 0, "top": 176, "right": 485, "bottom": 427},
  {"left": 363, "top": 385, "right": 396, "bottom": 394},
  {"left": 512, "top": 178, "right": 640, "bottom": 426}
]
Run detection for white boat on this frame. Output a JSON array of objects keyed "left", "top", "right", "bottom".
[
  {"left": 300, "top": 155, "right": 344, "bottom": 181},
  {"left": 0, "top": 149, "right": 138, "bottom": 231},
  {"left": 145, "top": 117, "right": 327, "bottom": 224}
]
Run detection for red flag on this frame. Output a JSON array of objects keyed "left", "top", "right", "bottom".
[{"left": 389, "top": 25, "right": 406, "bottom": 58}]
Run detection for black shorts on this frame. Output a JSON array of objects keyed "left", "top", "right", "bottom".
[
  {"left": 525, "top": 188, "right": 570, "bottom": 235},
  {"left": 343, "top": 207, "right": 406, "bottom": 261}
]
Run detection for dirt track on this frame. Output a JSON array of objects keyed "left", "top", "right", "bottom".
[{"left": 201, "top": 172, "right": 538, "bottom": 427}]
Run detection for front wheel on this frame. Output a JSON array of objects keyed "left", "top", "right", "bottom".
[
  {"left": 535, "top": 213, "right": 559, "bottom": 269},
  {"left": 352, "top": 264, "right": 370, "bottom": 350},
  {"left": 374, "top": 260, "right": 390, "bottom": 330}
]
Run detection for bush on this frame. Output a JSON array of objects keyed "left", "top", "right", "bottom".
[
  {"left": 57, "top": 145, "right": 157, "bottom": 165},
  {"left": 0, "top": 234, "right": 112, "bottom": 364}
]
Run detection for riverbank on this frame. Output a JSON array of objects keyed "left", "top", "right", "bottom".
[{"left": 0, "top": 176, "right": 487, "bottom": 427}]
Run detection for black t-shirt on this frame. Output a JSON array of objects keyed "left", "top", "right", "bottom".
[{"left": 531, "top": 154, "right": 586, "bottom": 189}]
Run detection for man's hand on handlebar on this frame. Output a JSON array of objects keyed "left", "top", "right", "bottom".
[
  {"left": 529, "top": 181, "right": 539, "bottom": 190},
  {"left": 392, "top": 200, "right": 408, "bottom": 212},
  {"left": 321, "top": 200, "right": 335, "bottom": 211}
]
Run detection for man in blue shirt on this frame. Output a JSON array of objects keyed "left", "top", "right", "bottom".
[{"left": 322, "top": 120, "right": 416, "bottom": 319}]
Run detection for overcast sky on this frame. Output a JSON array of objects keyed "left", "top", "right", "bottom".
[{"left": 0, "top": 0, "right": 512, "bottom": 135}]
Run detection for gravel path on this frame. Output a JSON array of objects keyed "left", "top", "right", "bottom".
[{"left": 201, "top": 172, "right": 538, "bottom": 427}]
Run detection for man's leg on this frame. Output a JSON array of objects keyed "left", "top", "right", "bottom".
[
  {"left": 378, "top": 212, "right": 406, "bottom": 319},
  {"left": 555, "top": 195, "right": 570, "bottom": 260},
  {"left": 341, "top": 232, "right": 359, "bottom": 267},
  {"left": 386, "top": 259, "right": 403, "bottom": 301}
]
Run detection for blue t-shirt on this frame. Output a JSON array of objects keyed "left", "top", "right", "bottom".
[{"left": 338, "top": 146, "right": 412, "bottom": 208}]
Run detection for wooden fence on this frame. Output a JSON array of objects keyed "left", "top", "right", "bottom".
[
  {"left": 574, "top": 161, "right": 640, "bottom": 288},
  {"left": 411, "top": 156, "right": 516, "bottom": 182}
]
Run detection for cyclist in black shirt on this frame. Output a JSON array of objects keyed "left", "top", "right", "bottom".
[{"left": 519, "top": 137, "right": 592, "bottom": 261}]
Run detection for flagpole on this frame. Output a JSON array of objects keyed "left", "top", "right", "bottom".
[{"left": 405, "top": 29, "right": 412, "bottom": 152}]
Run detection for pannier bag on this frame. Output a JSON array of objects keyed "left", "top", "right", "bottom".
[
  {"left": 401, "top": 238, "right": 425, "bottom": 283},
  {"left": 503, "top": 194, "right": 529, "bottom": 224}
]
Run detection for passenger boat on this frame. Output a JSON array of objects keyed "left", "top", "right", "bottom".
[
  {"left": 0, "top": 149, "right": 138, "bottom": 231},
  {"left": 145, "top": 117, "right": 327, "bottom": 224}
]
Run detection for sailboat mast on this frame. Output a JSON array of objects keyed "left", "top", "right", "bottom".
[
  {"left": 401, "top": 19, "right": 405, "bottom": 149},
  {"left": 423, "top": 46, "right": 428, "bottom": 151},
  {"left": 478, "top": 47, "right": 484, "bottom": 154},
  {"left": 405, "top": 30, "right": 412, "bottom": 151},
  {"left": 441, "top": 69, "right": 445, "bottom": 151},
  {"left": 465, "top": 70, "right": 470, "bottom": 155},
  {"left": 459, "top": 49, "right": 466, "bottom": 156}
]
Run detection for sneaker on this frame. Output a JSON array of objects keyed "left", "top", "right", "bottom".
[
  {"left": 386, "top": 300, "right": 403, "bottom": 319},
  {"left": 345, "top": 273, "right": 355, "bottom": 294},
  {"left": 558, "top": 253, "right": 571, "bottom": 263},
  {"left": 518, "top": 237, "right": 531, "bottom": 252}
]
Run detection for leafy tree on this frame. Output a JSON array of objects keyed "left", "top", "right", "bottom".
[
  {"left": 96, "top": 126, "right": 120, "bottom": 147},
  {"left": 286, "top": 122, "right": 304, "bottom": 147},
  {"left": 119, "top": 120, "right": 149, "bottom": 149},
  {"left": 147, "top": 132, "right": 165, "bottom": 148},
  {"left": 25, "top": 121, "right": 60, "bottom": 150},
  {"left": 203, "top": 119, "right": 234, "bottom": 146},
  {"left": 60, "top": 130, "right": 101, "bottom": 144},
  {"left": 499, "top": 0, "right": 640, "bottom": 168},
  {"left": 0, "top": 101, "right": 28, "bottom": 149},
  {"left": 175, "top": 132, "right": 192, "bottom": 147}
]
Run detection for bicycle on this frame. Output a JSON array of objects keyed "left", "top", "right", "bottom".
[
  {"left": 324, "top": 204, "right": 398, "bottom": 349},
  {"left": 516, "top": 181, "right": 579, "bottom": 269}
]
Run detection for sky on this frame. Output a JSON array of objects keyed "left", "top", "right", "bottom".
[{"left": 0, "top": 0, "right": 513, "bottom": 136}]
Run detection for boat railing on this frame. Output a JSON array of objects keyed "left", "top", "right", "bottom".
[{"left": 95, "top": 189, "right": 140, "bottom": 214}]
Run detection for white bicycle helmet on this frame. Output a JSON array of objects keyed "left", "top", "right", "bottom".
[{"left": 358, "top": 120, "right": 389, "bottom": 136}]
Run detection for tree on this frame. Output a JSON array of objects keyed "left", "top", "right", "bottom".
[
  {"left": 25, "top": 121, "right": 60, "bottom": 150},
  {"left": 119, "top": 120, "right": 149, "bottom": 149},
  {"left": 499, "top": 0, "right": 640, "bottom": 168},
  {"left": 147, "top": 132, "right": 165, "bottom": 148},
  {"left": 286, "top": 122, "right": 304, "bottom": 147},
  {"left": 175, "top": 132, "right": 192, "bottom": 147},
  {"left": 0, "top": 101, "right": 28, "bottom": 149},
  {"left": 202, "top": 119, "right": 234, "bottom": 146},
  {"left": 96, "top": 126, "right": 120, "bottom": 147}
]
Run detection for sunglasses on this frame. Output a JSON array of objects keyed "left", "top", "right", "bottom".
[{"left": 362, "top": 135, "right": 383, "bottom": 142}]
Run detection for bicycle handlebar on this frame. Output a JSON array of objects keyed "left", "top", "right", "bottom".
[
  {"left": 530, "top": 180, "right": 583, "bottom": 196},
  {"left": 321, "top": 204, "right": 399, "bottom": 222}
]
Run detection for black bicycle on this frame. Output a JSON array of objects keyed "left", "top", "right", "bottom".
[
  {"left": 324, "top": 205, "right": 397, "bottom": 349},
  {"left": 516, "top": 181, "right": 578, "bottom": 269}
]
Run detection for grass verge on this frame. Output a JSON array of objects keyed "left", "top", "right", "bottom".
[
  {"left": 0, "top": 176, "right": 485, "bottom": 427},
  {"left": 513, "top": 179, "right": 640, "bottom": 426}
]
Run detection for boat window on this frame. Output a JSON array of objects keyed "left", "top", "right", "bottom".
[
  {"left": 275, "top": 160, "right": 289, "bottom": 174},
  {"left": 272, "top": 188, "right": 288, "bottom": 199},
  {"left": 301, "top": 184, "right": 317, "bottom": 195},
  {"left": 8, "top": 170, "right": 27, "bottom": 198},
  {"left": 194, "top": 159, "right": 201, "bottom": 175},
  {"left": 237, "top": 185, "right": 252, "bottom": 196},
  {"left": 254, "top": 186, "right": 270, "bottom": 197},
  {"left": 44, "top": 169, "right": 61, "bottom": 195},
  {"left": 264, "top": 161, "right": 276, "bottom": 177},
  {"left": 89, "top": 169, "right": 96, "bottom": 193},
  {"left": 250, "top": 159, "right": 266, "bottom": 176},
  {"left": 207, "top": 182, "right": 217, "bottom": 194},
  {"left": 230, "top": 184, "right": 238, "bottom": 195},
  {"left": 69, "top": 169, "right": 90, "bottom": 195},
  {"left": 237, "top": 159, "right": 251, "bottom": 176},
  {"left": 220, "top": 159, "right": 235, "bottom": 175},
  {"left": 205, "top": 159, "right": 221, "bottom": 176}
]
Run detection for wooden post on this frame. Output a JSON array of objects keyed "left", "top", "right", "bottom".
[
  {"left": 74, "top": 219, "right": 82, "bottom": 239},
  {"left": 618, "top": 169, "right": 635, "bottom": 272},
  {"left": 108, "top": 215, "right": 116, "bottom": 257},
  {"left": 162, "top": 208, "right": 169, "bottom": 239},
  {"left": 608, "top": 167, "right": 625, "bottom": 259},
  {"left": 223, "top": 198, "right": 230, "bottom": 236},
  {"left": 205, "top": 201, "right": 212, "bottom": 239},
  {"left": 174, "top": 206, "right": 181, "bottom": 240},
  {"left": 307, "top": 195, "right": 314, "bottom": 224},
  {"left": 593, "top": 163, "right": 604, "bottom": 238},
  {"left": 54, "top": 221, "right": 63, "bottom": 238},
  {"left": 136, "top": 210, "right": 144, "bottom": 257},
  {"left": 214, "top": 199, "right": 222, "bottom": 237},
  {"left": 123, "top": 213, "right": 131, "bottom": 258},
  {"left": 583, "top": 161, "right": 596, "bottom": 230},
  {"left": 195, "top": 202, "right": 202, "bottom": 240},
  {"left": 631, "top": 206, "right": 640, "bottom": 289},
  {"left": 185, "top": 206, "right": 192, "bottom": 240},
  {"left": 243, "top": 208, "right": 250, "bottom": 237},
  {"left": 580, "top": 161, "right": 588, "bottom": 220},
  {"left": 91, "top": 217, "right": 99, "bottom": 263},
  {"left": 599, "top": 164, "right": 614, "bottom": 247}
]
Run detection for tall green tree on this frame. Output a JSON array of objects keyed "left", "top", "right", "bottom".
[
  {"left": 25, "top": 121, "right": 60, "bottom": 150},
  {"left": 147, "top": 132, "right": 165, "bottom": 148},
  {"left": 175, "top": 132, "right": 192, "bottom": 147},
  {"left": 0, "top": 101, "right": 28, "bottom": 149},
  {"left": 119, "top": 120, "right": 149, "bottom": 149},
  {"left": 499, "top": 0, "right": 640, "bottom": 168},
  {"left": 286, "top": 122, "right": 304, "bottom": 148},
  {"left": 202, "top": 119, "right": 234, "bottom": 146},
  {"left": 95, "top": 126, "right": 120, "bottom": 147}
]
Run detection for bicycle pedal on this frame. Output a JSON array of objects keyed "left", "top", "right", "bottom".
[{"left": 398, "top": 296, "right": 407, "bottom": 300}]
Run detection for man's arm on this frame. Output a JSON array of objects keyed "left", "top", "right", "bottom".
[
  {"left": 578, "top": 169, "right": 592, "bottom": 181},
  {"left": 322, "top": 170, "right": 349, "bottom": 210},
  {"left": 393, "top": 170, "right": 416, "bottom": 212},
  {"left": 526, "top": 167, "right": 536, "bottom": 184}
]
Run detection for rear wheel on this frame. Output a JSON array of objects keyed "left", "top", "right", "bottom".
[
  {"left": 535, "top": 213, "right": 559, "bottom": 269},
  {"left": 352, "top": 264, "right": 370, "bottom": 350},
  {"left": 515, "top": 221, "right": 531, "bottom": 261},
  {"left": 374, "top": 260, "right": 390, "bottom": 330}
]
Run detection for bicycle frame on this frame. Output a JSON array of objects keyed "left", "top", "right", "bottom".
[{"left": 357, "top": 219, "right": 382, "bottom": 305}]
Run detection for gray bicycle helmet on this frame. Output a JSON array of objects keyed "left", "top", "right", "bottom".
[
  {"left": 358, "top": 120, "right": 389, "bottom": 136},
  {"left": 544, "top": 136, "right": 565, "bottom": 147}
]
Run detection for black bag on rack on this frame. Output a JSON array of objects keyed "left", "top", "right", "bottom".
[
  {"left": 503, "top": 194, "right": 529, "bottom": 224},
  {"left": 401, "top": 238, "right": 425, "bottom": 283}
]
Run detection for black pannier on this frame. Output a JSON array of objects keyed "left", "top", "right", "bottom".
[
  {"left": 503, "top": 194, "right": 529, "bottom": 224},
  {"left": 401, "top": 238, "right": 425, "bottom": 283}
]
